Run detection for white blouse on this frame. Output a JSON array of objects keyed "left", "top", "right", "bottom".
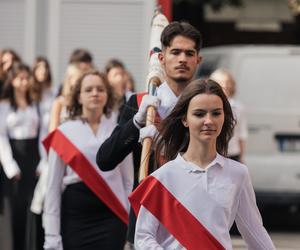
[
  {"left": 0, "top": 102, "right": 40, "bottom": 178},
  {"left": 135, "top": 154, "right": 275, "bottom": 250}
]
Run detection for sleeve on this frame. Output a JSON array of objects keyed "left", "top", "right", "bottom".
[
  {"left": 96, "top": 94, "right": 140, "bottom": 171},
  {"left": 118, "top": 153, "right": 134, "bottom": 199},
  {"left": 235, "top": 169, "right": 275, "bottom": 250},
  {"left": 43, "top": 148, "right": 65, "bottom": 250},
  {"left": 134, "top": 205, "right": 164, "bottom": 250},
  {"left": 0, "top": 113, "right": 20, "bottom": 179},
  {"left": 237, "top": 104, "right": 248, "bottom": 140}
]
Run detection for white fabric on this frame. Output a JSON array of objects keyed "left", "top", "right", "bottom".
[
  {"left": 138, "top": 124, "right": 158, "bottom": 143},
  {"left": 156, "top": 81, "right": 178, "bottom": 119},
  {"left": 43, "top": 117, "right": 133, "bottom": 250},
  {"left": 228, "top": 98, "right": 248, "bottom": 156},
  {"left": 135, "top": 154, "right": 275, "bottom": 250},
  {"left": 0, "top": 102, "right": 39, "bottom": 178},
  {"left": 134, "top": 95, "right": 160, "bottom": 126}
]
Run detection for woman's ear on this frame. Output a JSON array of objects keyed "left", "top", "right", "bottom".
[{"left": 181, "top": 116, "right": 188, "bottom": 127}]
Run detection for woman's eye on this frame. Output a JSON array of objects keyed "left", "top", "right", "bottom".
[
  {"left": 193, "top": 112, "right": 205, "bottom": 117},
  {"left": 212, "top": 111, "right": 221, "bottom": 116}
]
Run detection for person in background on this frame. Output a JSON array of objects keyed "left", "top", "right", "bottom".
[
  {"left": 210, "top": 69, "right": 248, "bottom": 163},
  {"left": 43, "top": 71, "right": 133, "bottom": 250},
  {"left": 69, "top": 48, "right": 94, "bottom": 72},
  {"left": 97, "top": 21, "right": 202, "bottom": 248},
  {"left": 130, "top": 79, "right": 275, "bottom": 250},
  {"left": 49, "top": 64, "right": 83, "bottom": 132},
  {"left": 0, "top": 62, "right": 41, "bottom": 250},
  {"left": 124, "top": 70, "right": 136, "bottom": 96},
  {"left": 0, "top": 49, "right": 21, "bottom": 99},
  {"left": 28, "top": 56, "right": 55, "bottom": 250}
]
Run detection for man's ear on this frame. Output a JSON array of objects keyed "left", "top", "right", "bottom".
[
  {"left": 158, "top": 52, "right": 164, "bottom": 64},
  {"left": 197, "top": 55, "right": 202, "bottom": 65}
]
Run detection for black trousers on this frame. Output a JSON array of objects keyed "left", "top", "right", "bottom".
[{"left": 61, "top": 182, "right": 127, "bottom": 250}]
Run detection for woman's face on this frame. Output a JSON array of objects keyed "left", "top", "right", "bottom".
[
  {"left": 34, "top": 62, "right": 47, "bottom": 82},
  {"left": 182, "top": 93, "right": 224, "bottom": 145},
  {"left": 12, "top": 70, "right": 31, "bottom": 93},
  {"left": 78, "top": 74, "right": 108, "bottom": 113}
]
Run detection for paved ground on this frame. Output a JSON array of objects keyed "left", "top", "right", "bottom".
[{"left": 232, "top": 233, "right": 300, "bottom": 250}]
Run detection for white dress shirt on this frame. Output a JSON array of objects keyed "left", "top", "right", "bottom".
[
  {"left": 156, "top": 81, "right": 179, "bottom": 119},
  {"left": 0, "top": 102, "right": 39, "bottom": 178},
  {"left": 43, "top": 117, "right": 133, "bottom": 250},
  {"left": 135, "top": 154, "right": 275, "bottom": 250}
]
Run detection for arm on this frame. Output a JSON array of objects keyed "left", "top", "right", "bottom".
[
  {"left": 48, "top": 97, "right": 63, "bottom": 133},
  {"left": 96, "top": 95, "right": 139, "bottom": 171},
  {"left": 43, "top": 148, "right": 65, "bottom": 250},
  {"left": 134, "top": 205, "right": 164, "bottom": 250},
  {"left": 0, "top": 108, "right": 20, "bottom": 179},
  {"left": 235, "top": 170, "right": 275, "bottom": 250}
]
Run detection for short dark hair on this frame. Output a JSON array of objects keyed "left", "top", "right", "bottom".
[
  {"left": 69, "top": 48, "right": 93, "bottom": 64},
  {"left": 160, "top": 21, "right": 202, "bottom": 52},
  {"left": 104, "top": 58, "right": 125, "bottom": 74}
]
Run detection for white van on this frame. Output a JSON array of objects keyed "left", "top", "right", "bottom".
[{"left": 197, "top": 45, "right": 300, "bottom": 206}]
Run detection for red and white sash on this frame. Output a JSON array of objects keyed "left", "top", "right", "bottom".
[
  {"left": 129, "top": 171, "right": 225, "bottom": 249},
  {"left": 44, "top": 118, "right": 132, "bottom": 225}
]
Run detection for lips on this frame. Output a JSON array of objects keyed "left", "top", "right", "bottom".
[{"left": 175, "top": 66, "right": 189, "bottom": 71}]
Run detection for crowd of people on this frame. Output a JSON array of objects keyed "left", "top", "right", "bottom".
[{"left": 0, "top": 21, "right": 275, "bottom": 250}]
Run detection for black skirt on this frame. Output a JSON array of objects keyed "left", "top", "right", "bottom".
[
  {"left": 2, "top": 137, "right": 40, "bottom": 250},
  {"left": 61, "top": 182, "right": 127, "bottom": 250}
]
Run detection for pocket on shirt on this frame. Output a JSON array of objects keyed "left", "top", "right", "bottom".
[{"left": 211, "top": 183, "right": 235, "bottom": 209}]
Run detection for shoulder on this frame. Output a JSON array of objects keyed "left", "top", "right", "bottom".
[
  {"left": 223, "top": 156, "right": 249, "bottom": 179},
  {"left": 151, "top": 159, "right": 181, "bottom": 179},
  {"left": 58, "top": 119, "right": 81, "bottom": 131}
]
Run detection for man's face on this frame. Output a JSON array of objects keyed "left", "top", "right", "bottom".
[{"left": 159, "top": 35, "right": 201, "bottom": 84}]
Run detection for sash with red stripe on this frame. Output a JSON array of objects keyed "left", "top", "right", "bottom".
[
  {"left": 129, "top": 176, "right": 225, "bottom": 250},
  {"left": 43, "top": 129, "right": 129, "bottom": 225}
]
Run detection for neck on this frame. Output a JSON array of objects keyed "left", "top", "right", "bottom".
[
  {"left": 14, "top": 90, "right": 28, "bottom": 108},
  {"left": 166, "top": 77, "right": 189, "bottom": 97},
  {"left": 183, "top": 140, "right": 217, "bottom": 169},
  {"left": 82, "top": 109, "right": 102, "bottom": 125}
]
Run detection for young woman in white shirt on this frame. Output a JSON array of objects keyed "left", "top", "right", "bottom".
[
  {"left": 130, "top": 79, "right": 275, "bottom": 250},
  {"left": 0, "top": 62, "right": 41, "bottom": 250},
  {"left": 43, "top": 71, "right": 133, "bottom": 250}
]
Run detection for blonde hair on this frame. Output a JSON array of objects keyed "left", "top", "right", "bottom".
[{"left": 62, "top": 64, "right": 83, "bottom": 97}]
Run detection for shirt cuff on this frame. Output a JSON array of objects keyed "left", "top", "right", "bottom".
[{"left": 2, "top": 162, "right": 20, "bottom": 179}]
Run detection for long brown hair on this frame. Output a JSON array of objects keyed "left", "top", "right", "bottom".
[
  {"left": 67, "top": 70, "right": 114, "bottom": 119},
  {"left": 31, "top": 56, "right": 52, "bottom": 101},
  {"left": 2, "top": 62, "right": 32, "bottom": 110},
  {"left": 155, "top": 78, "right": 235, "bottom": 164}
]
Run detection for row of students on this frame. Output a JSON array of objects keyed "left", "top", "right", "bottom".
[
  {"left": 96, "top": 21, "right": 275, "bottom": 250},
  {"left": 0, "top": 48, "right": 136, "bottom": 250}
]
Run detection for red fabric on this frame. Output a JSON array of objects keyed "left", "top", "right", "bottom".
[
  {"left": 43, "top": 130, "right": 129, "bottom": 225},
  {"left": 158, "top": 0, "right": 172, "bottom": 21},
  {"left": 136, "top": 92, "right": 147, "bottom": 107},
  {"left": 129, "top": 176, "right": 225, "bottom": 250}
]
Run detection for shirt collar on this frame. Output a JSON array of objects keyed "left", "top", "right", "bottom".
[
  {"left": 175, "top": 153, "right": 225, "bottom": 173},
  {"left": 156, "top": 81, "right": 179, "bottom": 119}
]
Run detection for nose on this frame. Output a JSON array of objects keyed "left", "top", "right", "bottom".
[
  {"left": 178, "top": 52, "right": 187, "bottom": 63},
  {"left": 204, "top": 114, "right": 213, "bottom": 125}
]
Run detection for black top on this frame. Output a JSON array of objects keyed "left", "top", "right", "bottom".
[{"left": 97, "top": 94, "right": 143, "bottom": 187}]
